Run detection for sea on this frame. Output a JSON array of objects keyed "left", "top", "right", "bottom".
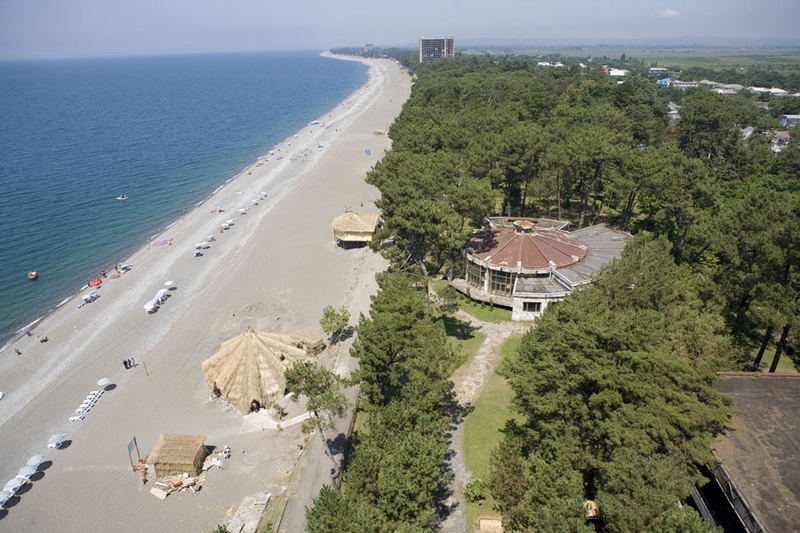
[{"left": 0, "top": 50, "right": 368, "bottom": 346}]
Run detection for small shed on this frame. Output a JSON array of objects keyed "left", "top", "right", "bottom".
[
  {"left": 147, "top": 434, "right": 208, "bottom": 478},
  {"left": 331, "top": 212, "right": 380, "bottom": 244},
  {"left": 479, "top": 511, "right": 504, "bottom": 532}
]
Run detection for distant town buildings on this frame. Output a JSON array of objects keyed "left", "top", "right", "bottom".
[
  {"left": 780, "top": 114, "right": 800, "bottom": 128},
  {"left": 364, "top": 42, "right": 373, "bottom": 52},
  {"left": 670, "top": 80, "right": 700, "bottom": 89},
  {"left": 657, "top": 78, "right": 799, "bottom": 98},
  {"left": 418, "top": 36, "right": 454, "bottom": 62},
  {"left": 605, "top": 67, "right": 629, "bottom": 77},
  {"left": 772, "top": 131, "right": 791, "bottom": 152},
  {"left": 750, "top": 86, "right": 790, "bottom": 97},
  {"left": 537, "top": 61, "right": 565, "bottom": 68}
]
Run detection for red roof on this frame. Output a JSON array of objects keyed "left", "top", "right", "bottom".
[{"left": 468, "top": 228, "right": 586, "bottom": 269}]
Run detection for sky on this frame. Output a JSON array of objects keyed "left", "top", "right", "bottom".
[{"left": 1, "top": 0, "right": 799, "bottom": 60}]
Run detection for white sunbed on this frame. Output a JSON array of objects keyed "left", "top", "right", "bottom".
[{"left": 69, "top": 415, "right": 85, "bottom": 422}]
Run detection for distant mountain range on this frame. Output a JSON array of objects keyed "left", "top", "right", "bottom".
[{"left": 377, "top": 37, "right": 800, "bottom": 50}]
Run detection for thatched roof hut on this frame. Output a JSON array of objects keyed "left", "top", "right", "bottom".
[
  {"left": 201, "top": 328, "right": 318, "bottom": 414},
  {"left": 262, "top": 330, "right": 325, "bottom": 356},
  {"left": 146, "top": 434, "right": 208, "bottom": 478},
  {"left": 331, "top": 212, "right": 381, "bottom": 243}
]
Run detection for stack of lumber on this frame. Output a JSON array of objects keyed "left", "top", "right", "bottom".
[{"left": 149, "top": 473, "right": 206, "bottom": 500}]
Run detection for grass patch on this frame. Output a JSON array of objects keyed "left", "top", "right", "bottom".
[
  {"left": 255, "top": 486, "right": 287, "bottom": 533},
  {"left": 430, "top": 279, "right": 512, "bottom": 323},
  {"left": 462, "top": 336, "right": 523, "bottom": 532},
  {"left": 429, "top": 303, "right": 487, "bottom": 373},
  {"left": 755, "top": 348, "right": 799, "bottom": 373}
]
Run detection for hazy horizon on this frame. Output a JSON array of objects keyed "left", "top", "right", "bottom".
[{"left": 1, "top": 0, "right": 799, "bottom": 60}]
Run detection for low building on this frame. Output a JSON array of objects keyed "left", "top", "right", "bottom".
[
  {"left": 657, "top": 77, "right": 672, "bottom": 87},
  {"left": 780, "top": 114, "right": 800, "bottom": 128},
  {"left": 649, "top": 67, "right": 668, "bottom": 76},
  {"left": 671, "top": 80, "right": 699, "bottom": 89},
  {"left": 607, "top": 68, "right": 629, "bottom": 77},
  {"left": 451, "top": 218, "right": 630, "bottom": 321},
  {"left": 706, "top": 376, "right": 800, "bottom": 532},
  {"left": 667, "top": 101, "right": 681, "bottom": 124},
  {"left": 772, "top": 130, "right": 790, "bottom": 152}
]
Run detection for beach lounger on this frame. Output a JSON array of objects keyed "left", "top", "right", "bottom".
[
  {"left": 90, "top": 390, "right": 101, "bottom": 396},
  {"left": 69, "top": 415, "right": 85, "bottom": 422}
]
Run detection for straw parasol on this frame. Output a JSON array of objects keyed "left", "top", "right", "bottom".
[
  {"left": 330, "top": 212, "right": 381, "bottom": 243},
  {"left": 201, "top": 328, "right": 312, "bottom": 414},
  {"left": 146, "top": 434, "right": 208, "bottom": 478}
]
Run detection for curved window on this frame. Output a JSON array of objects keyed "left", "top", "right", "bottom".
[
  {"left": 467, "top": 262, "right": 484, "bottom": 288},
  {"left": 490, "top": 270, "right": 513, "bottom": 297}
]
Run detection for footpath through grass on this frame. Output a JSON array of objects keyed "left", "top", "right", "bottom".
[
  {"left": 350, "top": 303, "right": 486, "bottom": 448},
  {"left": 462, "top": 336, "right": 523, "bottom": 532}
]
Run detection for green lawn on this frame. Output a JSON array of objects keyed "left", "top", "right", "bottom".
[
  {"left": 434, "top": 309, "right": 487, "bottom": 371},
  {"left": 462, "top": 336, "right": 523, "bottom": 532},
  {"left": 430, "top": 279, "right": 513, "bottom": 323},
  {"left": 754, "top": 347, "right": 799, "bottom": 373}
]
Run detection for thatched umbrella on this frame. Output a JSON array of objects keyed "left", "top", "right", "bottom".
[{"left": 201, "top": 328, "right": 310, "bottom": 414}]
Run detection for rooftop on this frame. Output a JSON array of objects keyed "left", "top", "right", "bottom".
[
  {"left": 556, "top": 225, "right": 630, "bottom": 286},
  {"left": 467, "top": 221, "right": 587, "bottom": 271},
  {"left": 713, "top": 376, "right": 800, "bottom": 533}
]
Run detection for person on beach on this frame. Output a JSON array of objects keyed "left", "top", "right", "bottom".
[
  {"left": 15, "top": 348, "right": 22, "bottom": 356},
  {"left": 123, "top": 359, "right": 130, "bottom": 369},
  {"left": 130, "top": 357, "right": 135, "bottom": 367},
  {"left": 25, "top": 330, "right": 32, "bottom": 337}
]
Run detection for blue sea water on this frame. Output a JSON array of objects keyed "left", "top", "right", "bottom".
[{"left": 0, "top": 51, "right": 367, "bottom": 345}]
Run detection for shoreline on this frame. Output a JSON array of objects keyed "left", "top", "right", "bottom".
[
  {"left": 0, "top": 52, "right": 411, "bottom": 532},
  {"left": 0, "top": 52, "right": 371, "bottom": 353}
]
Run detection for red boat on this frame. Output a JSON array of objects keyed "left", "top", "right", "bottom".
[{"left": 27, "top": 271, "right": 38, "bottom": 280}]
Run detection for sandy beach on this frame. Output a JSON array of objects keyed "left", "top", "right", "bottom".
[{"left": 0, "top": 53, "right": 411, "bottom": 532}]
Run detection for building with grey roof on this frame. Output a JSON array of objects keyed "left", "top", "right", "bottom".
[{"left": 451, "top": 217, "right": 630, "bottom": 320}]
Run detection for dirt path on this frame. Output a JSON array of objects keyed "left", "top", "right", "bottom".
[{"left": 440, "top": 307, "right": 531, "bottom": 532}]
